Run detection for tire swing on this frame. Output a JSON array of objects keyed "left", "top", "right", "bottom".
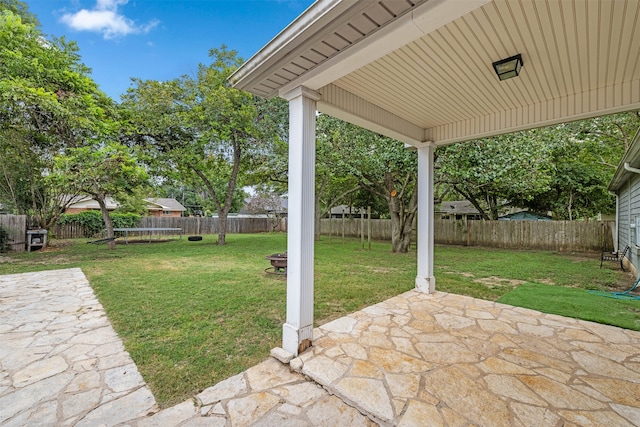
[{"left": 188, "top": 236, "right": 203, "bottom": 241}]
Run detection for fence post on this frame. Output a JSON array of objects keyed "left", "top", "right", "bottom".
[
  {"left": 342, "top": 210, "right": 345, "bottom": 240},
  {"left": 367, "top": 206, "right": 371, "bottom": 250},
  {"left": 360, "top": 213, "right": 364, "bottom": 249}
]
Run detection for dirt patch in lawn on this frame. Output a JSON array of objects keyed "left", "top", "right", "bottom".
[{"left": 473, "top": 276, "right": 526, "bottom": 288}]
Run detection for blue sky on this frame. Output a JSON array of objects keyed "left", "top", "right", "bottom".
[{"left": 26, "top": 0, "right": 314, "bottom": 100}]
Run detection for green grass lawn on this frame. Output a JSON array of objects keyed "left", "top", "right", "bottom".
[{"left": 0, "top": 233, "right": 637, "bottom": 407}]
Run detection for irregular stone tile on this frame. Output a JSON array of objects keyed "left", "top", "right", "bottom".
[
  {"left": 385, "top": 373, "right": 419, "bottom": 399},
  {"left": 478, "top": 357, "right": 534, "bottom": 375},
  {"left": 516, "top": 375, "right": 606, "bottom": 410},
  {"left": 245, "top": 358, "right": 300, "bottom": 392},
  {"left": 321, "top": 316, "right": 358, "bottom": 334},
  {"left": 579, "top": 321, "right": 632, "bottom": 343},
  {"left": 61, "top": 388, "right": 101, "bottom": 420},
  {"left": 510, "top": 402, "right": 560, "bottom": 426},
  {"left": 391, "top": 336, "right": 420, "bottom": 358},
  {"left": 359, "top": 331, "right": 392, "bottom": 348},
  {"left": 414, "top": 341, "right": 478, "bottom": 365},
  {"left": 271, "top": 347, "right": 294, "bottom": 364},
  {"left": 557, "top": 409, "right": 635, "bottom": 426},
  {"left": 75, "top": 387, "right": 156, "bottom": 427},
  {"left": 351, "top": 360, "right": 384, "bottom": 379},
  {"left": 579, "top": 377, "right": 640, "bottom": 407},
  {"left": 484, "top": 374, "right": 546, "bottom": 405},
  {"left": 465, "top": 309, "right": 495, "bottom": 320},
  {"left": 397, "top": 399, "right": 443, "bottom": 427},
  {"left": 571, "top": 351, "right": 640, "bottom": 382},
  {"left": 13, "top": 355, "right": 68, "bottom": 388},
  {"left": 0, "top": 371, "right": 73, "bottom": 424},
  {"left": 197, "top": 372, "right": 247, "bottom": 406},
  {"left": 439, "top": 406, "right": 471, "bottom": 427},
  {"left": 22, "top": 400, "right": 58, "bottom": 427},
  {"left": 104, "top": 363, "right": 146, "bottom": 393},
  {"left": 275, "top": 382, "right": 326, "bottom": 407},
  {"left": 226, "top": 391, "right": 280, "bottom": 427},
  {"left": 610, "top": 404, "right": 640, "bottom": 426},
  {"left": 182, "top": 416, "right": 226, "bottom": 427},
  {"left": 341, "top": 343, "right": 368, "bottom": 360},
  {"left": 517, "top": 322, "right": 555, "bottom": 337},
  {"left": 423, "top": 366, "right": 511, "bottom": 427},
  {"left": 278, "top": 403, "right": 302, "bottom": 415},
  {"left": 302, "top": 355, "right": 349, "bottom": 385},
  {"left": 335, "top": 377, "right": 393, "bottom": 422},
  {"left": 305, "top": 395, "right": 374, "bottom": 427},
  {"left": 434, "top": 313, "right": 476, "bottom": 329},
  {"left": 252, "top": 411, "right": 311, "bottom": 427},
  {"left": 558, "top": 328, "right": 603, "bottom": 342},
  {"left": 68, "top": 326, "right": 119, "bottom": 346},
  {"left": 477, "top": 319, "right": 518, "bottom": 335},
  {"left": 534, "top": 367, "right": 572, "bottom": 383},
  {"left": 136, "top": 399, "right": 199, "bottom": 427},
  {"left": 501, "top": 348, "right": 571, "bottom": 371},
  {"left": 65, "top": 369, "right": 100, "bottom": 394}
]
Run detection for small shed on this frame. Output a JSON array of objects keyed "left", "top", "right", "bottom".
[{"left": 608, "top": 128, "right": 640, "bottom": 274}]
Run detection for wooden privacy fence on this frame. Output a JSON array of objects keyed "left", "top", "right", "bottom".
[
  {"left": 53, "top": 216, "right": 277, "bottom": 239},
  {"left": 320, "top": 218, "right": 614, "bottom": 252},
  {"left": 0, "top": 214, "right": 27, "bottom": 253}
]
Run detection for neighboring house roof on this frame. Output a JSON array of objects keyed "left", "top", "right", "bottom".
[
  {"left": 145, "top": 198, "right": 187, "bottom": 212},
  {"left": 499, "top": 211, "right": 552, "bottom": 221},
  {"left": 434, "top": 201, "right": 480, "bottom": 216},
  {"left": 66, "top": 196, "right": 119, "bottom": 211},
  {"left": 65, "top": 196, "right": 186, "bottom": 212},
  {"left": 609, "top": 129, "right": 640, "bottom": 193}
]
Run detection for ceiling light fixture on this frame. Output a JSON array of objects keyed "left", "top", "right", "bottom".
[{"left": 492, "top": 54, "right": 523, "bottom": 81}]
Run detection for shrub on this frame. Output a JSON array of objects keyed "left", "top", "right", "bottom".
[
  {"left": 0, "top": 225, "right": 8, "bottom": 253},
  {"left": 58, "top": 211, "right": 142, "bottom": 237}
]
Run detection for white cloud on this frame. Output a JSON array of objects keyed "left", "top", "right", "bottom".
[{"left": 60, "top": 0, "right": 159, "bottom": 40}]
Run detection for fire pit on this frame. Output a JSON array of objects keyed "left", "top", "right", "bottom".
[{"left": 265, "top": 253, "right": 287, "bottom": 276}]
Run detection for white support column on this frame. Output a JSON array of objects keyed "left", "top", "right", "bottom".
[
  {"left": 416, "top": 143, "right": 436, "bottom": 293},
  {"left": 282, "top": 86, "right": 320, "bottom": 356}
]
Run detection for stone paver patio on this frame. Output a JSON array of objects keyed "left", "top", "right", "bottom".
[
  {"left": 1, "top": 268, "right": 640, "bottom": 426},
  {"left": 291, "top": 291, "right": 640, "bottom": 426}
]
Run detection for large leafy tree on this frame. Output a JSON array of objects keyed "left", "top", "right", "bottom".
[
  {"left": 123, "top": 46, "right": 283, "bottom": 245},
  {"left": 50, "top": 142, "right": 148, "bottom": 249},
  {"left": 0, "top": 7, "right": 113, "bottom": 227},
  {"left": 316, "top": 115, "right": 418, "bottom": 253}
]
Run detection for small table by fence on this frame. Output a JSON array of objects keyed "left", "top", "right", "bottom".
[{"left": 112, "top": 228, "right": 182, "bottom": 244}]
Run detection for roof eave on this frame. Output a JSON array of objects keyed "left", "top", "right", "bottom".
[
  {"left": 228, "top": 0, "right": 350, "bottom": 97},
  {"left": 609, "top": 128, "right": 640, "bottom": 192}
]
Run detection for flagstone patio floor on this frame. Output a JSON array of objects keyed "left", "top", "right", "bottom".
[{"left": 1, "top": 268, "right": 639, "bottom": 426}]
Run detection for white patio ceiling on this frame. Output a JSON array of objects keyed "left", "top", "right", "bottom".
[{"left": 230, "top": 0, "right": 640, "bottom": 146}]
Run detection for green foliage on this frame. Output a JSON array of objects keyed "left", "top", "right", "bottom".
[
  {"left": 121, "top": 46, "right": 284, "bottom": 244},
  {"left": 0, "top": 8, "right": 116, "bottom": 228},
  {"left": 58, "top": 211, "right": 141, "bottom": 237}
]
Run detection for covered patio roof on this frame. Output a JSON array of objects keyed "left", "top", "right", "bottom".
[
  {"left": 231, "top": 0, "right": 640, "bottom": 146},
  {"left": 230, "top": 0, "right": 640, "bottom": 357}
]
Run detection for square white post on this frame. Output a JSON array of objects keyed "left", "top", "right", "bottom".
[
  {"left": 282, "top": 86, "right": 320, "bottom": 355},
  {"left": 416, "top": 143, "right": 436, "bottom": 293}
]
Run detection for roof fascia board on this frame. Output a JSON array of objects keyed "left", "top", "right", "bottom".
[
  {"left": 278, "top": 0, "right": 490, "bottom": 96},
  {"left": 609, "top": 127, "right": 640, "bottom": 192},
  {"left": 229, "top": 0, "right": 363, "bottom": 93}
]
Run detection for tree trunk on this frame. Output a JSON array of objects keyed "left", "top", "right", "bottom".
[
  {"left": 218, "top": 212, "right": 227, "bottom": 245},
  {"left": 96, "top": 196, "right": 116, "bottom": 250}
]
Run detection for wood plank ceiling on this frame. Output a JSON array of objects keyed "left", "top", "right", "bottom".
[
  {"left": 335, "top": 0, "right": 640, "bottom": 133},
  {"left": 232, "top": 0, "right": 640, "bottom": 146}
]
